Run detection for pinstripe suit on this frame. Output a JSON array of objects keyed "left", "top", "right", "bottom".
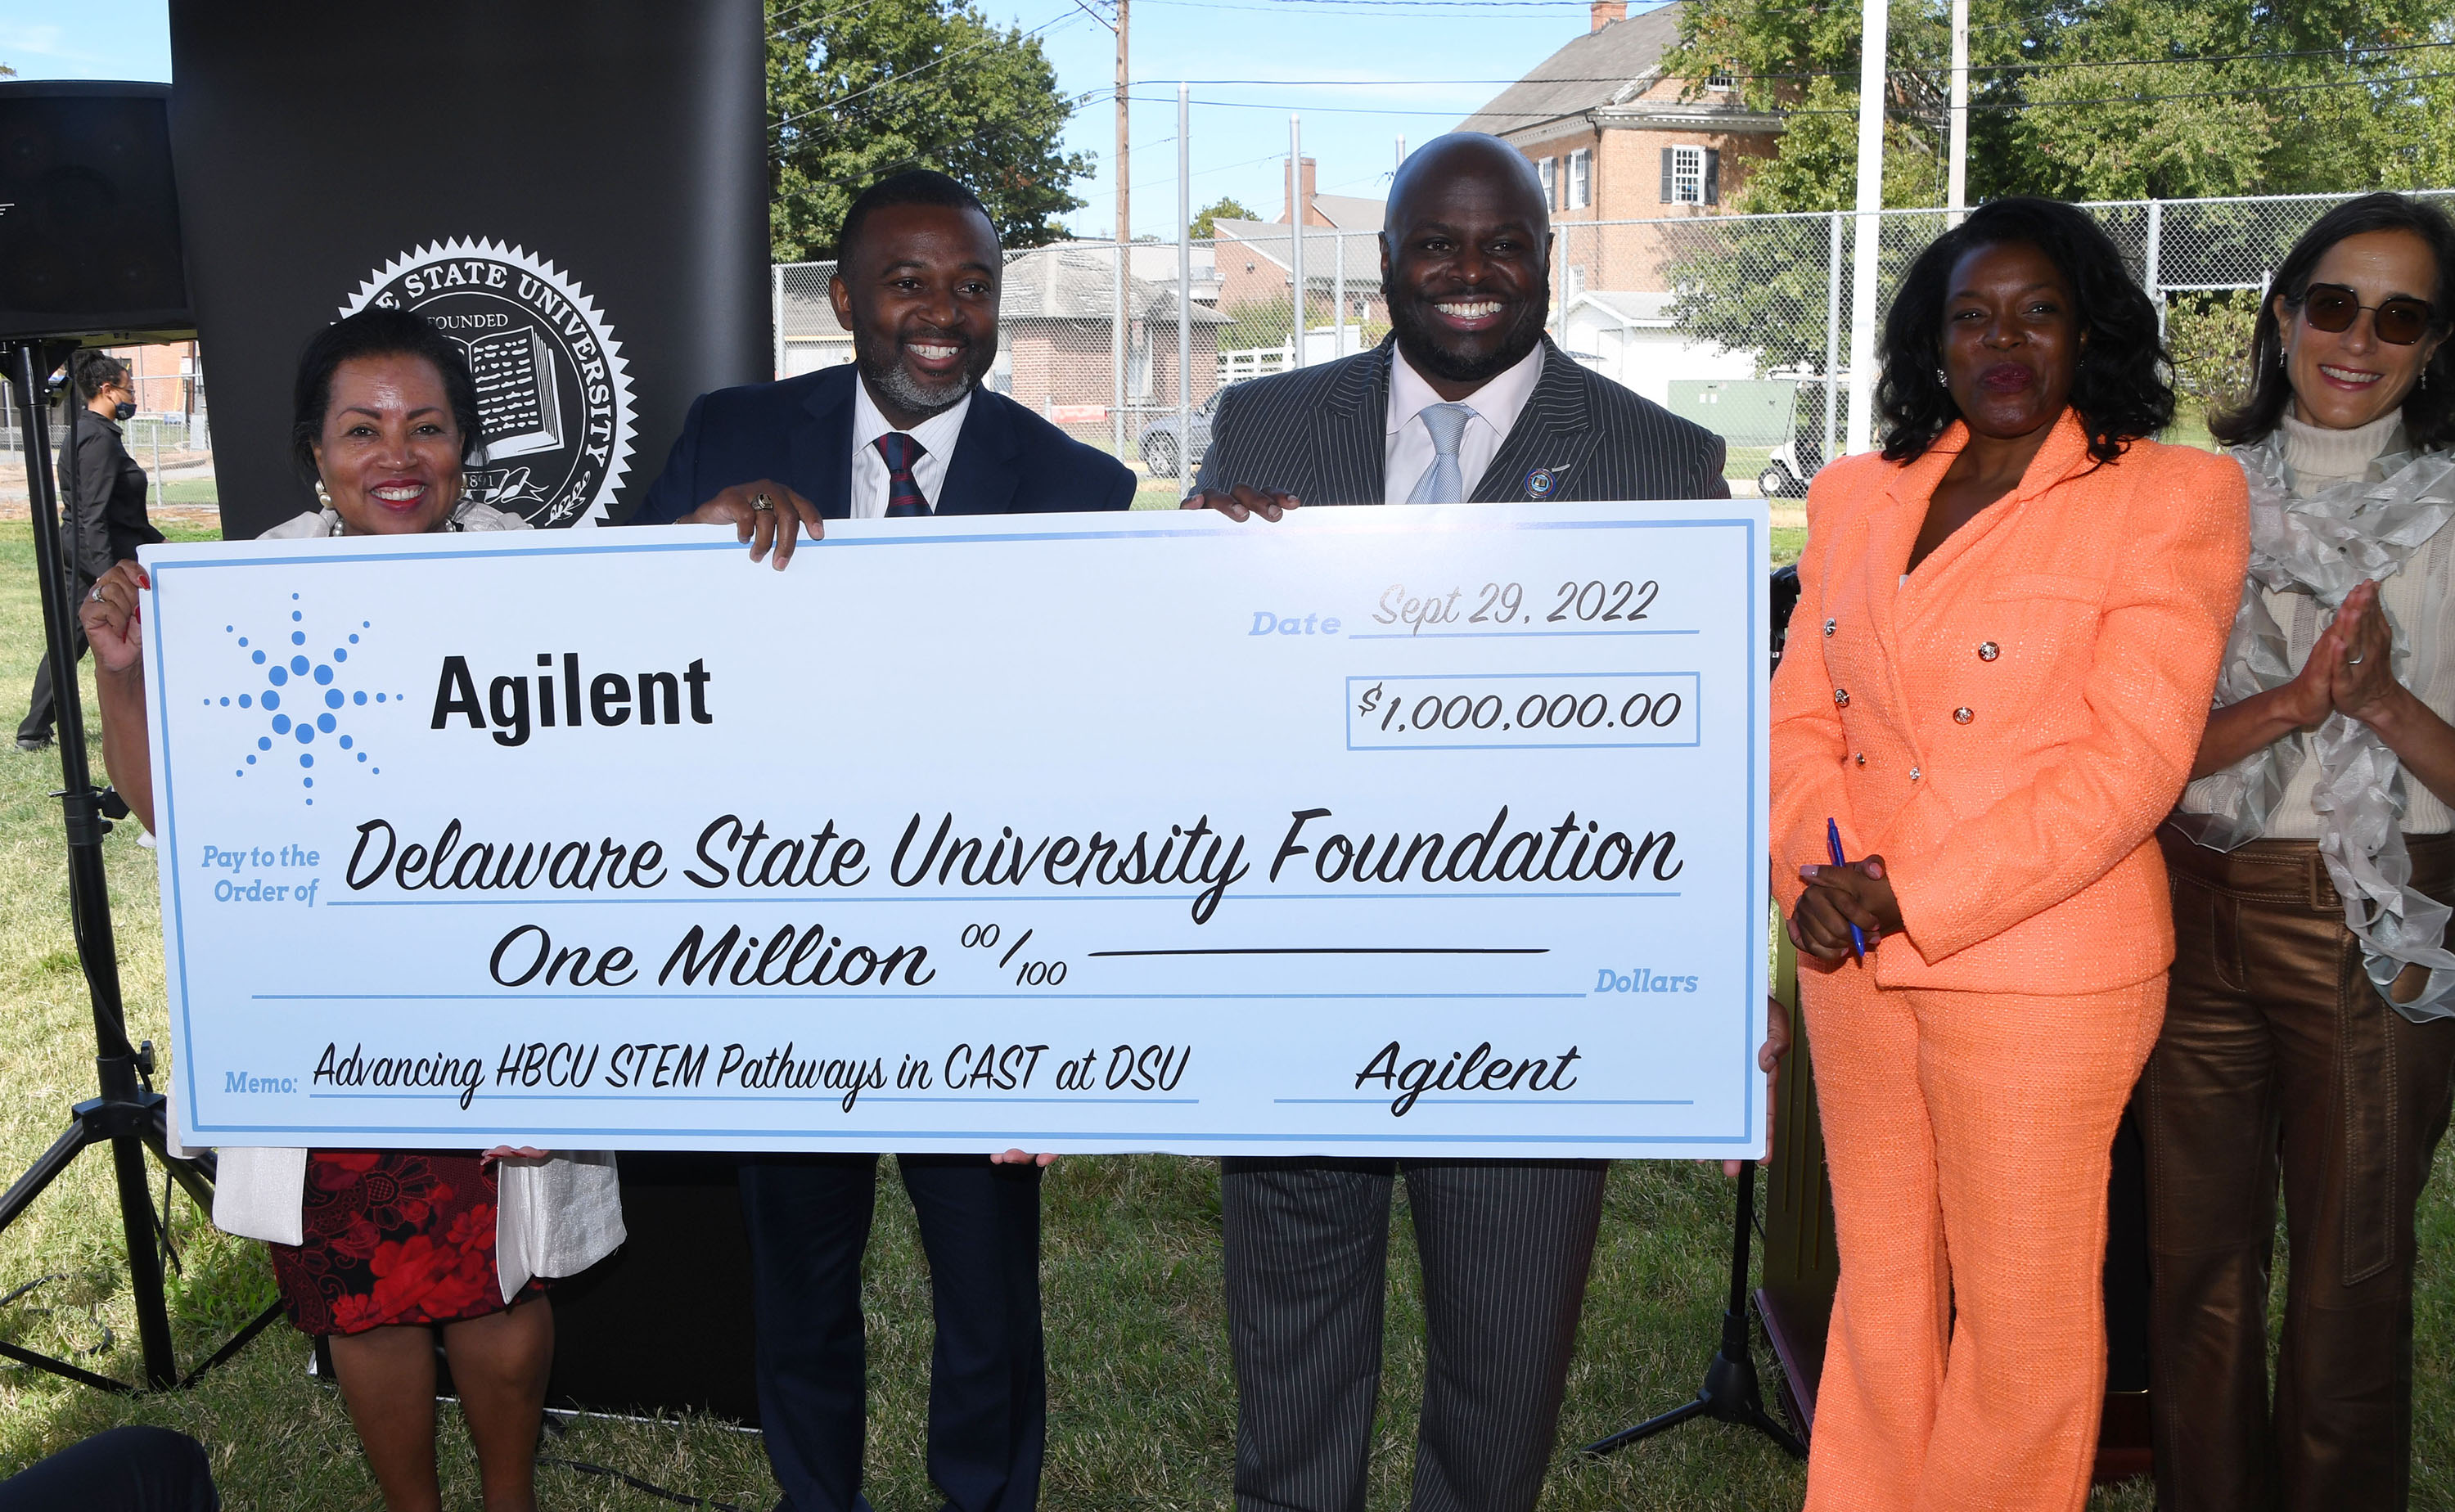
[
  {"left": 1193, "top": 335, "right": 1729, "bottom": 506},
  {"left": 1207, "top": 336, "right": 1725, "bottom": 1512}
]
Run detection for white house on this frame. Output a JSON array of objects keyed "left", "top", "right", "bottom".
[{"left": 1557, "top": 289, "right": 1755, "bottom": 403}]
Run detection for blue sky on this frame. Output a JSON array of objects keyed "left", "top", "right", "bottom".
[{"left": 0, "top": 0, "right": 1664, "bottom": 240}]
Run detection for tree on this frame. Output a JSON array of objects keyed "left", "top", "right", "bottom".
[
  {"left": 2166, "top": 290, "right": 2263, "bottom": 417},
  {"left": 1189, "top": 197, "right": 1258, "bottom": 240},
  {"left": 768, "top": 0, "right": 1092, "bottom": 262},
  {"left": 1662, "top": 1, "right": 2450, "bottom": 213},
  {"left": 1655, "top": 2, "right": 2452, "bottom": 385}
]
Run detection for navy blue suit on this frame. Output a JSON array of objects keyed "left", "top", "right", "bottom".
[
  {"left": 639, "top": 366, "right": 1128, "bottom": 1512},
  {"left": 635, "top": 364, "right": 1137, "bottom": 523}
]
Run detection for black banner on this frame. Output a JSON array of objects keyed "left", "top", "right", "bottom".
[{"left": 168, "top": 1, "right": 769, "bottom": 538}]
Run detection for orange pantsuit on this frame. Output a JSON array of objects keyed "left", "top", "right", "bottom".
[{"left": 1770, "top": 412, "right": 2248, "bottom": 1512}]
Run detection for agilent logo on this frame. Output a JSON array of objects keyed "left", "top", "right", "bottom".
[
  {"left": 205, "top": 594, "right": 406, "bottom": 807},
  {"left": 341, "top": 238, "right": 635, "bottom": 527},
  {"left": 430, "top": 654, "right": 716, "bottom": 747}
]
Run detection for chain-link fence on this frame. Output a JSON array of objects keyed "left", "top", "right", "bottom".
[
  {"left": 1, "top": 362, "right": 213, "bottom": 515},
  {"left": 4, "top": 187, "right": 2433, "bottom": 521}
]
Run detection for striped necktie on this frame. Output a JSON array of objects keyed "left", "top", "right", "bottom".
[
  {"left": 1405, "top": 402, "right": 1474, "bottom": 505},
  {"left": 874, "top": 431, "right": 931, "bottom": 517}
]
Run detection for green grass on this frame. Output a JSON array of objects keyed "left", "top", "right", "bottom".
[{"left": 0, "top": 520, "right": 2439, "bottom": 1509}]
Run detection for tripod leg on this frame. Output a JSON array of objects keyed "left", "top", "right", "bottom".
[
  {"left": 109, "top": 1123, "right": 177, "bottom": 1388},
  {"left": 1733, "top": 1388, "right": 1808, "bottom": 1459},
  {"left": 1583, "top": 1393, "right": 1711, "bottom": 1456},
  {"left": 0, "top": 1117, "right": 103, "bottom": 1232}
]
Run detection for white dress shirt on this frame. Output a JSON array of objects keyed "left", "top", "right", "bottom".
[
  {"left": 850, "top": 377, "right": 974, "bottom": 518},
  {"left": 1382, "top": 342, "right": 1544, "bottom": 505}
]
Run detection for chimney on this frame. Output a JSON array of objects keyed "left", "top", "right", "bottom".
[
  {"left": 1590, "top": 0, "right": 1624, "bottom": 30},
  {"left": 1282, "top": 156, "right": 1318, "bottom": 225}
]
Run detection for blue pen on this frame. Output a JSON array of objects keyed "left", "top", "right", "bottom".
[{"left": 1826, "top": 817, "right": 1867, "bottom": 962}]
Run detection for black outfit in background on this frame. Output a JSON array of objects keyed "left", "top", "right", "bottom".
[
  {"left": 639, "top": 370, "right": 1128, "bottom": 1512},
  {"left": 19, "top": 407, "right": 159, "bottom": 745},
  {"left": 1196, "top": 335, "right": 1728, "bottom": 1512},
  {"left": 0, "top": 1426, "right": 218, "bottom": 1512}
]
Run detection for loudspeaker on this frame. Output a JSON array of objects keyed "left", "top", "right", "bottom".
[
  {"left": 168, "top": 0, "right": 770, "bottom": 533},
  {"left": 544, "top": 1154, "right": 762, "bottom": 1424},
  {"left": 308, "top": 1153, "right": 763, "bottom": 1424},
  {"left": 0, "top": 81, "right": 193, "bottom": 343}
]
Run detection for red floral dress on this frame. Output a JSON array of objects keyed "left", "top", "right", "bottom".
[{"left": 267, "top": 1150, "right": 545, "bottom": 1336}]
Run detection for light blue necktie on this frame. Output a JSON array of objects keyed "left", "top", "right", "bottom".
[{"left": 1405, "top": 403, "right": 1474, "bottom": 505}]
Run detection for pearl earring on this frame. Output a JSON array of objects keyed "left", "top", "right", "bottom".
[
  {"left": 314, "top": 479, "right": 333, "bottom": 507},
  {"left": 1934, "top": 367, "right": 1948, "bottom": 383}
]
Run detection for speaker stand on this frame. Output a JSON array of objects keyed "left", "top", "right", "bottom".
[{"left": 0, "top": 339, "right": 281, "bottom": 1391}]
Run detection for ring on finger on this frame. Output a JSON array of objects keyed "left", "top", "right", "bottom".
[
  {"left": 2349, "top": 653, "right": 2366, "bottom": 664},
  {"left": 750, "top": 493, "right": 777, "bottom": 514},
  {"left": 88, "top": 583, "right": 104, "bottom": 602}
]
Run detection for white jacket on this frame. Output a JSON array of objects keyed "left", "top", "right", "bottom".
[{"left": 212, "top": 1145, "right": 625, "bottom": 1303}]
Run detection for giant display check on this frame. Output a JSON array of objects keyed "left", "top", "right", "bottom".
[{"left": 143, "top": 500, "right": 1768, "bottom": 1158}]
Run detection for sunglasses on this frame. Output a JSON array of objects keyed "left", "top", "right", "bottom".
[{"left": 2298, "top": 282, "right": 2438, "bottom": 346}]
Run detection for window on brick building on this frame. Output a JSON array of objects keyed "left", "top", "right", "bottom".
[
  {"left": 1660, "top": 145, "right": 1720, "bottom": 206},
  {"left": 1534, "top": 156, "right": 1556, "bottom": 210},
  {"left": 1567, "top": 149, "right": 1591, "bottom": 209}
]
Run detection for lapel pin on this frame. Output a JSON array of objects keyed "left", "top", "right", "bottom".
[{"left": 1524, "top": 464, "right": 1568, "bottom": 498}]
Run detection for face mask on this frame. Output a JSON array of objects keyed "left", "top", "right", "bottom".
[{"left": 112, "top": 401, "right": 136, "bottom": 421}]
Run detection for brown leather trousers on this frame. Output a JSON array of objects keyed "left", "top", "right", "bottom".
[{"left": 2146, "top": 826, "right": 2455, "bottom": 1512}]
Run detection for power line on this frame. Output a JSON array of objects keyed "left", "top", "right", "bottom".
[
  {"left": 1128, "top": 38, "right": 2455, "bottom": 84},
  {"left": 1115, "top": 38, "right": 2455, "bottom": 86},
  {"left": 1968, "top": 37, "right": 2455, "bottom": 74},
  {"left": 1119, "top": 67, "right": 2455, "bottom": 119},
  {"left": 770, "top": 9, "right": 2450, "bottom": 141},
  {"left": 768, "top": 0, "right": 876, "bottom": 38},
  {"left": 1138, "top": 0, "right": 1592, "bottom": 7},
  {"left": 1716, "top": 35, "right": 2455, "bottom": 82},
  {"left": 772, "top": 7, "right": 1088, "bottom": 133},
  {"left": 1969, "top": 69, "right": 2455, "bottom": 111},
  {"left": 1070, "top": 147, "right": 1295, "bottom": 209}
]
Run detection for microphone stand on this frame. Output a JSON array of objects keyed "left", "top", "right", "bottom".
[
  {"left": 1584, "top": 576, "right": 1810, "bottom": 1463},
  {"left": 1579, "top": 1156, "right": 1806, "bottom": 1461}
]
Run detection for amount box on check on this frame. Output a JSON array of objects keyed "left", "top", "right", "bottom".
[{"left": 1345, "top": 672, "right": 1701, "bottom": 751}]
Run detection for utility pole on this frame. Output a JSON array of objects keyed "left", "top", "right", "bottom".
[
  {"left": 1946, "top": 0, "right": 1968, "bottom": 227},
  {"left": 1178, "top": 81, "right": 1193, "bottom": 488},
  {"left": 1110, "top": 0, "right": 1130, "bottom": 457},
  {"left": 1115, "top": 0, "right": 1130, "bottom": 245},
  {"left": 1396, "top": 134, "right": 1406, "bottom": 173},
  {"left": 1290, "top": 113, "right": 1305, "bottom": 370},
  {"left": 1844, "top": 0, "right": 1889, "bottom": 456},
  {"left": 1077, "top": 0, "right": 1132, "bottom": 452}
]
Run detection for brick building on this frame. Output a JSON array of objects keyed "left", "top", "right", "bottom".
[
  {"left": 1458, "top": 0, "right": 1783, "bottom": 299},
  {"left": 1210, "top": 160, "right": 1389, "bottom": 352}
]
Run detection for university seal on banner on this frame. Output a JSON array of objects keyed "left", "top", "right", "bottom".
[{"left": 341, "top": 239, "right": 636, "bottom": 527}]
